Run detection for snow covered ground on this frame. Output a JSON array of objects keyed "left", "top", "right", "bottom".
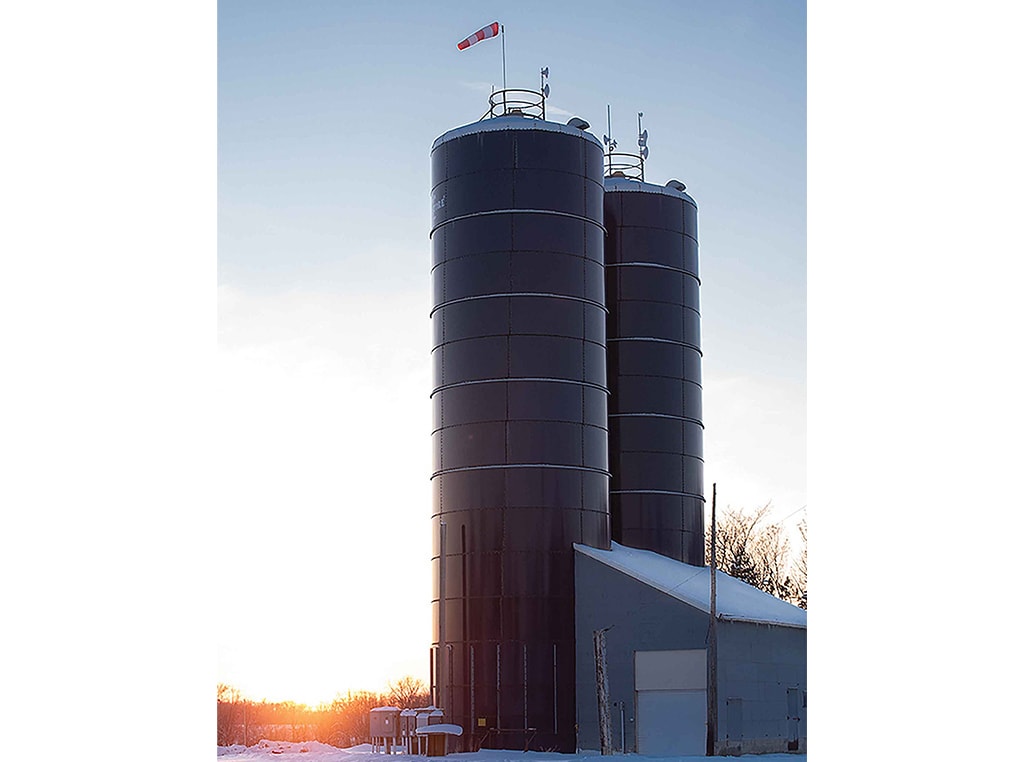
[{"left": 217, "top": 740, "right": 806, "bottom": 762}]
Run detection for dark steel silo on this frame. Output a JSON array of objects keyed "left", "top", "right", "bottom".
[
  {"left": 603, "top": 177, "right": 705, "bottom": 565},
  {"left": 430, "top": 113, "right": 609, "bottom": 753}
]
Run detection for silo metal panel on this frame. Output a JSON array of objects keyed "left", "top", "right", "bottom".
[
  {"left": 437, "top": 513, "right": 494, "bottom": 557},
  {"left": 432, "top": 265, "right": 445, "bottom": 305},
  {"left": 583, "top": 341, "right": 607, "bottom": 387},
  {"left": 620, "top": 192, "right": 673, "bottom": 229},
  {"left": 683, "top": 420, "right": 704, "bottom": 459},
  {"left": 513, "top": 212, "right": 584, "bottom": 253},
  {"left": 616, "top": 301, "right": 686, "bottom": 343},
  {"left": 441, "top": 298, "right": 510, "bottom": 342},
  {"left": 464, "top": 597, "right": 502, "bottom": 641},
  {"left": 583, "top": 385, "right": 608, "bottom": 426},
  {"left": 682, "top": 455, "right": 704, "bottom": 494},
  {"left": 681, "top": 528, "right": 704, "bottom": 567},
  {"left": 682, "top": 380, "right": 703, "bottom": 421},
  {"left": 620, "top": 493, "right": 686, "bottom": 532},
  {"left": 682, "top": 236, "right": 699, "bottom": 277},
  {"left": 583, "top": 304, "right": 606, "bottom": 343},
  {"left": 432, "top": 312, "right": 444, "bottom": 347},
  {"left": 618, "top": 266, "right": 685, "bottom": 303},
  {"left": 442, "top": 336, "right": 508, "bottom": 384},
  {"left": 501, "top": 550, "right": 574, "bottom": 596},
  {"left": 438, "top": 169, "right": 515, "bottom": 218},
  {"left": 615, "top": 376, "right": 685, "bottom": 418},
  {"left": 510, "top": 296, "right": 584, "bottom": 337},
  {"left": 441, "top": 215, "right": 514, "bottom": 260},
  {"left": 504, "top": 466, "right": 583, "bottom": 509},
  {"left": 446, "top": 131, "right": 515, "bottom": 177},
  {"left": 614, "top": 416, "right": 684, "bottom": 453},
  {"left": 503, "top": 508, "right": 578, "bottom": 551},
  {"left": 509, "top": 251, "right": 584, "bottom": 295},
  {"left": 437, "top": 471, "right": 506, "bottom": 513},
  {"left": 584, "top": 179, "right": 605, "bottom": 220},
  {"left": 614, "top": 451, "right": 685, "bottom": 493},
  {"left": 682, "top": 199, "right": 698, "bottom": 238},
  {"left": 612, "top": 341, "right": 685, "bottom": 378},
  {"left": 583, "top": 259, "right": 605, "bottom": 302},
  {"left": 464, "top": 553, "right": 503, "bottom": 597},
  {"left": 508, "top": 335, "right": 584, "bottom": 379},
  {"left": 682, "top": 307, "right": 701, "bottom": 346},
  {"left": 583, "top": 425, "right": 609, "bottom": 471},
  {"left": 582, "top": 473, "right": 610, "bottom": 515},
  {"left": 605, "top": 181, "right": 705, "bottom": 565},
  {"left": 507, "top": 381, "right": 583, "bottom": 423},
  {"left": 431, "top": 118, "right": 607, "bottom": 753},
  {"left": 583, "top": 221, "right": 605, "bottom": 262},
  {"left": 514, "top": 169, "right": 586, "bottom": 216},
  {"left": 435, "top": 382, "right": 508, "bottom": 428},
  {"left": 506, "top": 420, "right": 583, "bottom": 466},
  {"left": 582, "top": 508, "right": 611, "bottom": 546},
  {"left": 501, "top": 594, "right": 576, "bottom": 640},
  {"left": 440, "top": 421, "right": 506, "bottom": 469},
  {"left": 440, "top": 252, "right": 511, "bottom": 300}
]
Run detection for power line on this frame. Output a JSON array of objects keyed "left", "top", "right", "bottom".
[{"left": 777, "top": 504, "right": 807, "bottom": 524}]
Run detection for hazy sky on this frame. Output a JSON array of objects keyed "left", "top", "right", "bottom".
[{"left": 217, "top": 0, "right": 806, "bottom": 705}]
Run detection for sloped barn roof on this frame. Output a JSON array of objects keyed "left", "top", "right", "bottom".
[{"left": 575, "top": 542, "right": 807, "bottom": 629}]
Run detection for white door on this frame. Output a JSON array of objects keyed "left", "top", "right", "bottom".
[
  {"left": 634, "top": 649, "right": 707, "bottom": 757},
  {"left": 637, "top": 689, "right": 706, "bottom": 756}
]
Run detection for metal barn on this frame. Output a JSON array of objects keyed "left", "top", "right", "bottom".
[{"left": 575, "top": 542, "right": 807, "bottom": 755}]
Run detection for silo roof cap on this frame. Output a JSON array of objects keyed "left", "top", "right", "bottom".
[
  {"left": 432, "top": 115, "right": 604, "bottom": 152},
  {"left": 604, "top": 176, "right": 696, "bottom": 205}
]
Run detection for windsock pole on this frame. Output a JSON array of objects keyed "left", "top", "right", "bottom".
[{"left": 501, "top": 25, "right": 507, "bottom": 110}]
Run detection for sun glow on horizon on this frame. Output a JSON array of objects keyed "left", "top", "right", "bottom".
[
  {"left": 220, "top": 671, "right": 425, "bottom": 708},
  {"left": 219, "top": 638, "right": 430, "bottom": 709}
]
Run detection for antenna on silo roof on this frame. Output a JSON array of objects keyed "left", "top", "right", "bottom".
[
  {"left": 603, "top": 106, "right": 646, "bottom": 181},
  {"left": 603, "top": 105, "right": 617, "bottom": 153},
  {"left": 540, "top": 66, "right": 550, "bottom": 119},
  {"left": 638, "top": 111, "right": 649, "bottom": 180}
]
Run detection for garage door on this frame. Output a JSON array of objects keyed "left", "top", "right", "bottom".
[
  {"left": 634, "top": 650, "right": 707, "bottom": 757},
  {"left": 637, "top": 689, "right": 707, "bottom": 756}
]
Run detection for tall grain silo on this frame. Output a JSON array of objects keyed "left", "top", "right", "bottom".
[
  {"left": 429, "top": 92, "right": 609, "bottom": 753},
  {"left": 603, "top": 172, "right": 705, "bottom": 566}
]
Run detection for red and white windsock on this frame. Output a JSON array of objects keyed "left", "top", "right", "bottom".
[{"left": 457, "top": 22, "right": 500, "bottom": 50}]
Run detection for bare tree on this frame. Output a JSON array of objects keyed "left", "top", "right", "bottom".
[
  {"left": 325, "top": 690, "right": 383, "bottom": 746},
  {"left": 707, "top": 503, "right": 807, "bottom": 608},
  {"left": 386, "top": 676, "right": 430, "bottom": 709},
  {"left": 218, "top": 683, "right": 242, "bottom": 746},
  {"left": 753, "top": 521, "right": 793, "bottom": 600},
  {"left": 708, "top": 503, "right": 772, "bottom": 587},
  {"left": 792, "top": 518, "right": 807, "bottom": 609}
]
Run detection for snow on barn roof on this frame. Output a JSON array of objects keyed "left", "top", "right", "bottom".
[{"left": 574, "top": 542, "right": 807, "bottom": 629}]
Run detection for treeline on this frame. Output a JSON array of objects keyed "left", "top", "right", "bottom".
[
  {"left": 217, "top": 676, "right": 430, "bottom": 748},
  {"left": 707, "top": 503, "right": 807, "bottom": 609}
]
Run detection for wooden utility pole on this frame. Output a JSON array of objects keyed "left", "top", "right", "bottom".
[
  {"left": 594, "top": 628, "right": 612, "bottom": 755},
  {"left": 707, "top": 483, "right": 718, "bottom": 757}
]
